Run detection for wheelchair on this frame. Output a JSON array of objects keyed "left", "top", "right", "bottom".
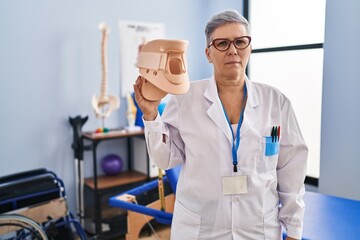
[{"left": 0, "top": 168, "right": 87, "bottom": 240}]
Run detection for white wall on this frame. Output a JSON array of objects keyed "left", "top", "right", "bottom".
[{"left": 319, "top": 0, "right": 360, "bottom": 200}]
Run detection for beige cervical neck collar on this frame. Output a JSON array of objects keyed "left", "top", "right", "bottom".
[{"left": 136, "top": 39, "right": 190, "bottom": 101}]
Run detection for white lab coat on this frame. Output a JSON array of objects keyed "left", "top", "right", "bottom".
[{"left": 143, "top": 76, "right": 308, "bottom": 240}]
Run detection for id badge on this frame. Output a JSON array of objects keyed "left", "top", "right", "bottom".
[{"left": 222, "top": 175, "right": 248, "bottom": 195}]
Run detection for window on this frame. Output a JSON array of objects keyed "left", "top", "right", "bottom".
[{"left": 246, "top": 0, "right": 326, "bottom": 180}]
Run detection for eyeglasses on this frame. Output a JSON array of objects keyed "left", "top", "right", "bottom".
[{"left": 208, "top": 36, "right": 252, "bottom": 51}]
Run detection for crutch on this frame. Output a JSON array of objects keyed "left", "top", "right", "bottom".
[{"left": 69, "top": 115, "right": 89, "bottom": 227}]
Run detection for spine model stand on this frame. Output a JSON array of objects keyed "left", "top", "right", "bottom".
[{"left": 92, "top": 22, "right": 120, "bottom": 131}]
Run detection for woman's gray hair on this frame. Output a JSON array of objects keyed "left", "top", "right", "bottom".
[{"left": 205, "top": 9, "right": 250, "bottom": 46}]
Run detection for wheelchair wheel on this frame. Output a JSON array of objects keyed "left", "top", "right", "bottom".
[{"left": 0, "top": 214, "right": 48, "bottom": 240}]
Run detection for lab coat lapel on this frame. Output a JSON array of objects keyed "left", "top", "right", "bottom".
[
  {"left": 241, "top": 77, "right": 261, "bottom": 137},
  {"left": 204, "top": 77, "right": 233, "bottom": 144}
]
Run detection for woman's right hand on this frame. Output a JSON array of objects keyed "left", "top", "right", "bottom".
[{"left": 133, "top": 76, "right": 161, "bottom": 121}]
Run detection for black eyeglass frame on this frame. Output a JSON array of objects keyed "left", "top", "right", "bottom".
[{"left": 208, "top": 36, "right": 252, "bottom": 51}]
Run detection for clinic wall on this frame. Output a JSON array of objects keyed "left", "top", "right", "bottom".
[
  {"left": 0, "top": 0, "right": 243, "bottom": 213},
  {"left": 319, "top": 0, "right": 360, "bottom": 200}
]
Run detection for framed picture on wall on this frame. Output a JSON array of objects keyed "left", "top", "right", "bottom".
[{"left": 118, "top": 20, "right": 165, "bottom": 97}]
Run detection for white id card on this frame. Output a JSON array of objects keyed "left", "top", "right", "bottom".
[{"left": 222, "top": 175, "right": 248, "bottom": 195}]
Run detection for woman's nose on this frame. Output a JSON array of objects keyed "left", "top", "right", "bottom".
[{"left": 227, "top": 43, "right": 238, "bottom": 55}]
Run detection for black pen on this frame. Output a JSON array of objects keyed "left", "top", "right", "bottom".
[{"left": 271, "top": 126, "right": 275, "bottom": 142}]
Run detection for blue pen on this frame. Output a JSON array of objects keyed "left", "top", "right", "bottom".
[{"left": 274, "top": 126, "right": 278, "bottom": 142}]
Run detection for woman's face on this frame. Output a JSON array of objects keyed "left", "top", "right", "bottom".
[{"left": 206, "top": 22, "right": 252, "bottom": 81}]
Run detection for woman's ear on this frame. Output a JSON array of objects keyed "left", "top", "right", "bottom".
[{"left": 205, "top": 48, "right": 212, "bottom": 63}]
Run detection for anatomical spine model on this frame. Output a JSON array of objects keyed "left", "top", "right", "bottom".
[{"left": 92, "top": 22, "right": 120, "bottom": 123}]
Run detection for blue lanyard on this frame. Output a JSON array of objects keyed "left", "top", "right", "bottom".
[{"left": 221, "top": 85, "right": 247, "bottom": 172}]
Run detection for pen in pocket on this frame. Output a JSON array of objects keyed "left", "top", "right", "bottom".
[{"left": 270, "top": 125, "right": 280, "bottom": 142}]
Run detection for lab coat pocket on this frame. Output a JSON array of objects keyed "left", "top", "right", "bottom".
[
  {"left": 257, "top": 137, "right": 279, "bottom": 173},
  {"left": 264, "top": 136, "right": 279, "bottom": 156},
  {"left": 171, "top": 200, "right": 201, "bottom": 240},
  {"left": 263, "top": 205, "right": 282, "bottom": 240}
]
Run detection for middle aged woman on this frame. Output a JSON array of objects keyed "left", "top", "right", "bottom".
[{"left": 134, "top": 9, "right": 308, "bottom": 240}]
